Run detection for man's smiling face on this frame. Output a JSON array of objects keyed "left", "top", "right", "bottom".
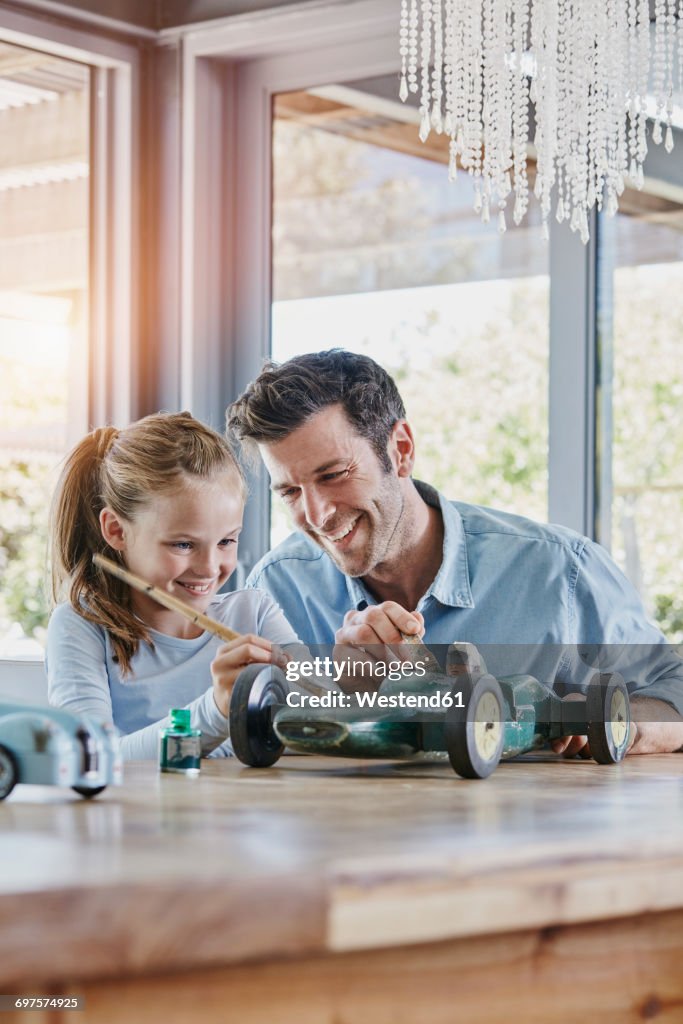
[{"left": 259, "top": 404, "right": 407, "bottom": 578}]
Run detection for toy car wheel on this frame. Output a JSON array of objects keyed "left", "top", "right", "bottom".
[
  {"left": 72, "top": 786, "right": 107, "bottom": 799},
  {"left": 445, "top": 675, "right": 505, "bottom": 779},
  {"left": 0, "top": 744, "right": 18, "bottom": 801},
  {"left": 586, "top": 673, "right": 631, "bottom": 764},
  {"left": 229, "top": 664, "right": 289, "bottom": 768}
]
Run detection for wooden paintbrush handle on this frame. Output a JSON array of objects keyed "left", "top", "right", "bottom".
[
  {"left": 93, "top": 553, "right": 240, "bottom": 642},
  {"left": 399, "top": 632, "right": 442, "bottom": 673}
]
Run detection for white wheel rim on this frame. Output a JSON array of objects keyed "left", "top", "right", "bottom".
[
  {"left": 473, "top": 691, "right": 502, "bottom": 761},
  {"left": 609, "top": 689, "right": 628, "bottom": 748}
]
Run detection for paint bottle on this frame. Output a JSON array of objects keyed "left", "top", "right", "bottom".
[{"left": 159, "top": 708, "right": 201, "bottom": 775}]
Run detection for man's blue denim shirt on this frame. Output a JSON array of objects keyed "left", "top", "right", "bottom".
[{"left": 247, "top": 482, "right": 683, "bottom": 711}]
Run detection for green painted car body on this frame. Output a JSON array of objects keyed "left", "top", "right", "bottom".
[{"left": 230, "top": 646, "right": 632, "bottom": 778}]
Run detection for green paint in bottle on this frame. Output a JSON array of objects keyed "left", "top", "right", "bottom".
[{"left": 159, "top": 708, "right": 201, "bottom": 775}]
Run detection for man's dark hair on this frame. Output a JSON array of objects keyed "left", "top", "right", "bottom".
[{"left": 227, "top": 349, "right": 406, "bottom": 471}]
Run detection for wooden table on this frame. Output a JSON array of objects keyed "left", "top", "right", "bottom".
[{"left": 2, "top": 754, "right": 683, "bottom": 1023}]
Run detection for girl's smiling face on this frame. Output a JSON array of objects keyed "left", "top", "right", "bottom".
[{"left": 100, "top": 471, "right": 244, "bottom": 637}]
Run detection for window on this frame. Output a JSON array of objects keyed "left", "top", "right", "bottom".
[
  {"left": 270, "top": 82, "right": 549, "bottom": 545},
  {"left": 0, "top": 42, "right": 89, "bottom": 655},
  {"left": 598, "top": 182, "right": 683, "bottom": 644},
  {"left": 181, "top": 2, "right": 683, "bottom": 651}
]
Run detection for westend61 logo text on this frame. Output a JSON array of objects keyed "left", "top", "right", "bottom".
[{"left": 285, "top": 689, "right": 466, "bottom": 710}]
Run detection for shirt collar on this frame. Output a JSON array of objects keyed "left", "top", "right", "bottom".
[{"left": 346, "top": 480, "right": 474, "bottom": 611}]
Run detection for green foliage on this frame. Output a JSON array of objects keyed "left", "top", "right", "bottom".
[
  {"left": 610, "top": 264, "right": 683, "bottom": 642},
  {"left": 397, "top": 278, "right": 549, "bottom": 523},
  {"left": 0, "top": 457, "right": 53, "bottom": 644},
  {"left": 654, "top": 594, "right": 683, "bottom": 642},
  {"left": 0, "top": 351, "right": 67, "bottom": 430}
]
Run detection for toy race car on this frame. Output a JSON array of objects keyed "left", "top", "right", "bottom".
[
  {"left": 228, "top": 644, "right": 631, "bottom": 779},
  {"left": 0, "top": 703, "right": 122, "bottom": 800}
]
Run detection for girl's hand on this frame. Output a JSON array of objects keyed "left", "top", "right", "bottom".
[{"left": 210, "top": 635, "right": 288, "bottom": 717}]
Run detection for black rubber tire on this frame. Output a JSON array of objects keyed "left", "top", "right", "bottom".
[
  {"left": 229, "top": 665, "right": 289, "bottom": 768},
  {"left": 445, "top": 675, "right": 505, "bottom": 779},
  {"left": 72, "top": 786, "right": 107, "bottom": 798},
  {"left": 586, "top": 672, "right": 631, "bottom": 764},
  {"left": 0, "top": 744, "right": 18, "bottom": 801}
]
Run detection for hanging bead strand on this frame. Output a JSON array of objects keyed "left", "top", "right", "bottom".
[
  {"left": 407, "top": 0, "right": 419, "bottom": 95},
  {"left": 399, "top": 0, "right": 410, "bottom": 101},
  {"left": 511, "top": 0, "right": 530, "bottom": 226},
  {"left": 431, "top": 0, "right": 444, "bottom": 132},
  {"left": 419, "top": 0, "right": 433, "bottom": 142}
]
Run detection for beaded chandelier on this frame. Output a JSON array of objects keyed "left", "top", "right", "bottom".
[{"left": 399, "top": 0, "right": 682, "bottom": 240}]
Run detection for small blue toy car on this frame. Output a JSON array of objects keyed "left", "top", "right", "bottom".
[{"left": 0, "top": 702, "right": 122, "bottom": 800}]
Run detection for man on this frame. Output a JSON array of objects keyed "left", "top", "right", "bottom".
[{"left": 228, "top": 349, "right": 683, "bottom": 755}]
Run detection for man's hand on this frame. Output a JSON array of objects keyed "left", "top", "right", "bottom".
[
  {"left": 552, "top": 696, "right": 683, "bottom": 758},
  {"left": 335, "top": 602, "right": 424, "bottom": 647},
  {"left": 624, "top": 697, "right": 683, "bottom": 754},
  {"left": 333, "top": 603, "right": 425, "bottom": 693}
]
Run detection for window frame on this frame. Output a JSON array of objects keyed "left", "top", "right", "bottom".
[
  {"left": 0, "top": 3, "right": 140, "bottom": 661},
  {"left": 0, "top": 2, "right": 140, "bottom": 428}
]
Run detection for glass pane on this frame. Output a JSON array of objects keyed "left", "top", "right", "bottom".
[
  {"left": 598, "top": 180, "right": 683, "bottom": 644},
  {"left": 271, "top": 82, "right": 550, "bottom": 546},
  {"left": 0, "top": 43, "right": 89, "bottom": 656}
]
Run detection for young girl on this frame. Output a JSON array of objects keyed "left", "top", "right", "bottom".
[{"left": 46, "top": 412, "right": 298, "bottom": 760}]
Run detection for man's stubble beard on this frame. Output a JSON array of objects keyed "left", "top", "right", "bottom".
[{"left": 316, "top": 474, "right": 406, "bottom": 580}]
